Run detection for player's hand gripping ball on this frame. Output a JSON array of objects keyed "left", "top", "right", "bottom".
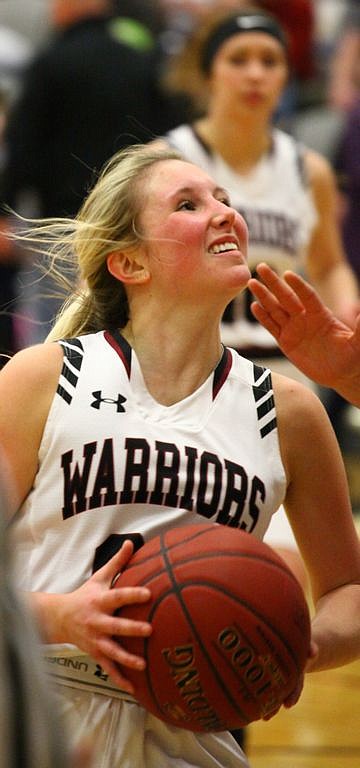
[{"left": 116, "top": 524, "right": 311, "bottom": 731}]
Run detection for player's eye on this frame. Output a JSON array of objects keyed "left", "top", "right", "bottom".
[
  {"left": 229, "top": 54, "right": 247, "bottom": 66},
  {"left": 176, "top": 200, "right": 196, "bottom": 211},
  {"left": 262, "top": 54, "right": 282, "bottom": 67},
  {"left": 217, "top": 197, "right": 231, "bottom": 207}
]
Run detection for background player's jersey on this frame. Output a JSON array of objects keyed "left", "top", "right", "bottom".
[
  {"left": 12, "top": 331, "right": 286, "bottom": 595},
  {"left": 165, "top": 125, "right": 318, "bottom": 354}
]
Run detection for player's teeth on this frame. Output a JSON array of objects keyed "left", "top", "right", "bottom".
[{"left": 210, "top": 242, "right": 237, "bottom": 253}]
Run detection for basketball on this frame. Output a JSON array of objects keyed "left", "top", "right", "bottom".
[{"left": 116, "top": 523, "right": 311, "bottom": 732}]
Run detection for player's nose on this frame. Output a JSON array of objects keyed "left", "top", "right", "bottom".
[{"left": 211, "top": 203, "right": 236, "bottom": 228}]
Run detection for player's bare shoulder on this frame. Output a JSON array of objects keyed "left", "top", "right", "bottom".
[
  {"left": 0, "top": 342, "right": 64, "bottom": 425},
  {"left": 271, "top": 371, "right": 335, "bottom": 476},
  {"left": 271, "top": 371, "right": 328, "bottom": 427},
  {"left": 303, "top": 146, "right": 337, "bottom": 196},
  {"left": 0, "top": 342, "right": 65, "bottom": 510},
  {"left": 0, "top": 341, "right": 63, "bottom": 389}
]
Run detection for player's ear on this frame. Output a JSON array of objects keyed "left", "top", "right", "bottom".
[{"left": 107, "top": 250, "right": 150, "bottom": 285}]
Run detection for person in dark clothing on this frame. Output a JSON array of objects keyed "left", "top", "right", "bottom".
[
  {"left": 3, "top": 0, "right": 188, "bottom": 219},
  {"left": 1, "top": 0, "right": 190, "bottom": 343}
]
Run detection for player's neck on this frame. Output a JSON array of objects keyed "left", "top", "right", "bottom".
[
  {"left": 121, "top": 323, "right": 223, "bottom": 406},
  {"left": 195, "top": 116, "right": 272, "bottom": 174}
]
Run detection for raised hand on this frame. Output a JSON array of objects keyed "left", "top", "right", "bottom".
[{"left": 248, "top": 263, "right": 360, "bottom": 406}]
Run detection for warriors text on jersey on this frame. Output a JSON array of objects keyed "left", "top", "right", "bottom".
[
  {"left": 165, "top": 124, "right": 318, "bottom": 355},
  {"left": 12, "top": 331, "right": 285, "bottom": 701}
]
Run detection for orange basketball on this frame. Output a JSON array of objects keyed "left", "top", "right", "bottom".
[{"left": 117, "top": 523, "right": 311, "bottom": 731}]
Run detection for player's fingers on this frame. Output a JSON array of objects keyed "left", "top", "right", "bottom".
[
  {"left": 283, "top": 270, "right": 324, "bottom": 312},
  {"left": 254, "top": 264, "right": 305, "bottom": 314},
  {"left": 262, "top": 705, "right": 281, "bottom": 721},
  {"left": 248, "top": 277, "right": 281, "bottom": 309},
  {"left": 250, "top": 301, "right": 282, "bottom": 338},
  {"left": 304, "top": 640, "right": 319, "bottom": 672},
  {"left": 103, "top": 585, "right": 151, "bottom": 613},
  {"left": 249, "top": 283, "right": 293, "bottom": 325},
  {"left": 94, "top": 540, "right": 134, "bottom": 585},
  {"left": 248, "top": 276, "right": 300, "bottom": 327},
  {"left": 283, "top": 675, "right": 304, "bottom": 709},
  {"left": 96, "top": 603, "right": 152, "bottom": 638},
  {"left": 96, "top": 636, "right": 146, "bottom": 673},
  {"left": 91, "top": 652, "right": 137, "bottom": 692},
  {"left": 111, "top": 615, "right": 152, "bottom": 638}
]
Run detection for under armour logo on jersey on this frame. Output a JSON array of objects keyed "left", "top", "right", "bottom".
[{"left": 91, "top": 391, "right": 127, "bottom": 412}]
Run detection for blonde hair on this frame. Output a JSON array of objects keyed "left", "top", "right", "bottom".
[{"left": 13, "top": 144, "right": 183, "bottom": 341}]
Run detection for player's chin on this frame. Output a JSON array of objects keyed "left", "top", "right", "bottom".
[
  {"left": 225, "top": 262, "right": 251, "bottom": 290},
  {"left": 228, "top": 256, "right": 250, "bottom": 272},
  {"left": 239, "top": 262, "right": 251, "bottom": 279}
]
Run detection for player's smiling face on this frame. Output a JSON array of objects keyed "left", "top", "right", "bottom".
[{"left": 137, "top": 159, "right": 250, "bottom": 300}]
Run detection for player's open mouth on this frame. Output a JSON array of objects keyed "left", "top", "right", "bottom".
[{"left": 209, "top": 242, "right": 238, "bottom": 254}]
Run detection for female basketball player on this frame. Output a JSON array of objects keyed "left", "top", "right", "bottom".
[
  {"left": 2, "top": 145, "right": 360, "bottom": 768},
  {"left": 155, "top": 6, "right": 359, "bottom": 356}
]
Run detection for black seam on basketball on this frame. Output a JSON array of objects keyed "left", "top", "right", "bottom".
[
  {"left": 124, "top": 549, "right": 300, "bottom": 586},
  {"left": 123, "top": 525, "right": 216, "bottom": 573},
  {"left": 126, "top": 550, "right": 300, "bottom": 588},
  {"left": 144, "top": 539, "right": 254, "bottom": 724}
]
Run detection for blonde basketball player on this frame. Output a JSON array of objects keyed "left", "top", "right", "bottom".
[{"left": 1, "top": 145, "right": 360, "bottom": 768}]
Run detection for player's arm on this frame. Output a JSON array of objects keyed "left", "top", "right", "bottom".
[
  {"left": 274, "top": 373, "right": 360, "bottom": 672},
  {"left": 248, "top": 263, "right": 360, "bottom": 406},
  {"left": 304, "top": 149, "right": 359, "bottom": 325},
  {"left": 0, "top": 345, "right": 152, "bottom": 688},
  {"left": 0, "top": 343, "right": 64, "bottom": 512}
]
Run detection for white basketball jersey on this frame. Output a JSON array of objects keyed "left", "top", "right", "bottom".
[
  {"left": 165, "top": 125, "right": 318, "bottom": 354},
  {"left": 13, "top": 331, "right": 286, "bottom": 596}
]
